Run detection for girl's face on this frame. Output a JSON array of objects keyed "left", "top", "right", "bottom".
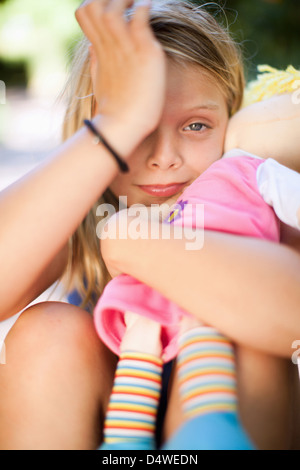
[{"left": 109, "top": 61, "right": 229, "bottom": 207}]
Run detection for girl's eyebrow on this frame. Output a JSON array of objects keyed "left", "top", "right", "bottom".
[{"left": 188, "top": 102, "right": 220, "bottom": 111}]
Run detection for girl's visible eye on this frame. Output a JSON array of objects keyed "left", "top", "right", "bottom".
[{"left": 183, "top": 122, "right": 207, "bottom": 132}]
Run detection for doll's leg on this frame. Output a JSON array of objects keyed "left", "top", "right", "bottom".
[
  {"left": 100, "top": 313, "right": 163, "bottom": 451},
  {"left": 163, "top": 318, "right": 255, "bottom": 450},
  {"left": 94, "top": 274, "right": 183, "bottom": 363}
]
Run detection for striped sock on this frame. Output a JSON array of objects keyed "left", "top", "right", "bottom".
[
  {"left": 177, "top": 326, "right": 237, "bottom": 419},
  {"left": 103, "top": 351, "right": 163, "bottom": 446}
]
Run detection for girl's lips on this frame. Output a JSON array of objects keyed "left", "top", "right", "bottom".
[{"left": 137, "top": 182, "right": 187, "bottom": 198}]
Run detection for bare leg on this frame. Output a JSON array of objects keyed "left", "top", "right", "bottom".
[
  {"left": 236, "top": 346, "right": 292, "bottom": 450},
  {"left": 0, "top": 302, "right": 117, "bottom": 450}
]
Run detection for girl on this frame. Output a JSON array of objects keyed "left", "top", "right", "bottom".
[{"left": 0, "top": 0, "right": 299, "bottom": 449}]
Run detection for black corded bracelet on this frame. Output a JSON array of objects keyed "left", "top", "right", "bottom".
[{"left": 84, "top": 119, "right": 130, "bottom": 173}]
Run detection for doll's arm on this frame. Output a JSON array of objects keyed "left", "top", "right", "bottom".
[
  {"left": 257, "top": 159, "right": 300, "bottom": 229},
  {"left": 225, "top": 93, "right": 300, "bottom": 172}
]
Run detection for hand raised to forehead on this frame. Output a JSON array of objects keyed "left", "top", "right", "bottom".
[
  {"left": 74, "top": 0, "right": 167, "bottom": 142},
  {"left": 76, "top": 0, "right": 135, "bottom": 39}
]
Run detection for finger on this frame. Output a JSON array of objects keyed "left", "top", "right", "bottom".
[
  {"left": 102, "top": 0, "right": 137, "bottom": 50},
  {"left": 76, "top": 0, "right": 109, "bottom": 12},
  {"left": 75, "top": 0, "right": 109, "bottom": 27},
  {"left": 129, "top": 0, "right": 154, "bottom": 42},
  {"left": 130, "top": 1, "right": 152, "bottom": 31},
  {"left": 75, "top": 13, "right": 95, "bottom": 44},
  {"left": 77, "top": 0, "right": 94, "bottom": 8},
  {"left": 77, "top": 0, "right": 133, "bottom": 22},
  {"left": 89, "top": 44, "right": 97, "bottom": 71},
  {"left": 105, "top": 0, "right": 135, "bottom": 15},
  {"left": 76, "top": 1, "right": 111, "bottom": 52}
]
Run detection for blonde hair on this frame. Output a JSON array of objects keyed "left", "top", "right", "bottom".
[{"left": 62, "top": 0, "right": 245, "bottom": 310}]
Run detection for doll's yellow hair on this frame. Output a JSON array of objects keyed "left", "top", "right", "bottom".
[{"left": 244, "top": 65, "right": 300, "bottom": 107}]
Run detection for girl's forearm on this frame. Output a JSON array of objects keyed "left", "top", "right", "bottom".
[
  {"left": 105, "top": 228, "right": 300, "bottom": 357},
  {"left": 0, "top": 116, "right": 139, "bottom": 320}
]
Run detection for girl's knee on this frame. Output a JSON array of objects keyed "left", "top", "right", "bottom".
[
  {"left": 9, "top": 301, "right": 93, "bottom": 343},
  {"left": 0, "top": 302, "right": 117, "bottom": 448},
  {"left": 0, "top": 302, "right": 116, "bottom": 449},
  {"left": 5, "top": 301, "right": 117, "bottom": 383},
  {"left": 6, "top": 302, "right": 88, "bottom": 358}
]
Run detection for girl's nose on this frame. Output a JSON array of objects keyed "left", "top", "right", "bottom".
[{"left": 146, "top": 133, "right": 183, "bottom": 171}]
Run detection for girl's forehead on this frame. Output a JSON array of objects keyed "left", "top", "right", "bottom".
[{"left": 165, "top": 61, "right": 227, "bottom": 114}]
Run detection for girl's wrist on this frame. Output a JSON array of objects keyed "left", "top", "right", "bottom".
[{"left": 92, "top": 114, "right": 148, "bottom": 163}]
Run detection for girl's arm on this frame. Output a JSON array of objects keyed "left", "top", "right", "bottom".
[
  {"left": 101, "top": 218, "right": 300, "bottom": 358},
  {"left": 225, "top": 93, "right": 300, "bottom": 171},
  {"left": 0, "top": 120, "right": 134, "bottom": 319},
  {"left": 0, "top": 0, "right": 166, "bottom": 320}
]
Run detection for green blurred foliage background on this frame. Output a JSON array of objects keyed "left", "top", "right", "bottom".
[
  {"left": 210, "top": 0, "right": 300, "bottom": 81},
  {"left": 0, "top": 0, "right": 299, "bottom": 94},
  {"left": 0, "top": 0, "right": 81, "bottom": 95}
]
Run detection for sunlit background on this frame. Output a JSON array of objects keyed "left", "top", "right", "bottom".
[
  {"left": 0, "top": 0, "right": 299, "bottom": 190},
  {"left": 0, "top": 0, "right": 80, "bottom": 189}
]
